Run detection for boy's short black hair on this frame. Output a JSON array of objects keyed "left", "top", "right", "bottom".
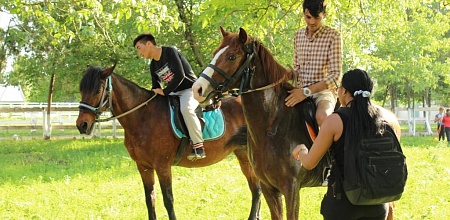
[
  {"left": 303, "top": 0, "right": 327, "bottom": 17},
  {"left": 133, "top": 34, "right": 157, "bottom": 47}
]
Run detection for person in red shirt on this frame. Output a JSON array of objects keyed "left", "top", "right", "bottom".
[{"left": 441, "top": 109, "right": 450, "bottom": 142}]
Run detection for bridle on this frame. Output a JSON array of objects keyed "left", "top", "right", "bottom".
[
  {"left": 79, "top": 76, "right": 113, "bottom": 120},
  {"left": 199, "top": 41, "right": 285, "bottom": 100},
  {"left": 78, "top": 75, "right": 157, "bottom": 122},
  {"left": 200, "top": 42, "right": 256, "bottom": 99}
]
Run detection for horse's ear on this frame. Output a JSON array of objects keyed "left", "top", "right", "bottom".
[
  {"left": 220, "top": 26, "right": 229, "bottom": 37},
  {"left": 238, "top": 27, "right": 248, "bottom": 44},
  {"left": 102, "top": 63, "right": 116, "bottom": 78}
]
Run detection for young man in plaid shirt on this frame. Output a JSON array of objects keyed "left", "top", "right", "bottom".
[{"left": 285, "top": 0, "right": 342, "bottom": 126}]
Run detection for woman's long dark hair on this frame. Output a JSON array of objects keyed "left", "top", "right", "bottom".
[{"left": 342, "top": 69, "right": 382, "bottom": 140}]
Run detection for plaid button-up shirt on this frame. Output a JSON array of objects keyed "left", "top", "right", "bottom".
[{"left": 294, "top": 26, "right": 342, "bottom": 90}]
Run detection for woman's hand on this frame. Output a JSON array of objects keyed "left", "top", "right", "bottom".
[{"left": 292, "top": 144, "right": 309, "bottom": 161}]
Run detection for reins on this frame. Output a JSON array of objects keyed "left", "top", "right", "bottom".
[
  {"left": 239, "top": 76, "right": 286, "bottom": 94},
  {"left": 79, "top": 74, "right": 158, "bottom": 122},
  {"left": 96, "top": 93, "right": 157, "bottom": 122}
]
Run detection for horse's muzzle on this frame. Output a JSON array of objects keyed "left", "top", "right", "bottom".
[
  {"left": 192, "top": 84, "right": 207, "bottom": 103},
  {"left": 77, "top": 121, "right": 93, "bottom": 135}
]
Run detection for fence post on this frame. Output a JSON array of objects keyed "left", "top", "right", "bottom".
[
  {"left": 425, "top": 112, "right": 432, "bottom": 135},
  {"left": 94, "top": 122, "right": 101, "bottom": 137},
  {"left": 408, "top": 108, "right": 414, "bottom": 136},
  {"left": 112, "top": 119, "right": 117, "bottom": 138}
]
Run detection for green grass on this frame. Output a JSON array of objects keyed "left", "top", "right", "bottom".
[{"left": 0, "top": 137, "right": 449, "bottom": 219}]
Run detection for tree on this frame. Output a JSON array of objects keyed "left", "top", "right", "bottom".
[{"left": 0, "top": 0, "right": 449, "bottom": 108}]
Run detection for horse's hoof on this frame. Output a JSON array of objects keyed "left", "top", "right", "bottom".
[{"left": 187, "top": 147, "right": 206, "bottom": 161}]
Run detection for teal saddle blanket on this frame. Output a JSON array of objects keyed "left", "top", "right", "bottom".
[{"left": 170, "top": 108, "right": 225, "bottom": 141}]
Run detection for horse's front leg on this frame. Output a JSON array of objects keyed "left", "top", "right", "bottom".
[
  {"left": 136, "top": 164, "right": 157, "bottom": 220},
  {"left": 156, "top": 166, "right": 176, "bottom": 220},
  {"left": 260, "top": 183, "right": 283, "bottom": 220},
  {"left": 283, "top": 181, "right": 301, "bottom": 220}
]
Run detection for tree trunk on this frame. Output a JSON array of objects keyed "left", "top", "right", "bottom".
[
  {"left": 382, "top": 85, "right": 389, "bottom": 107},
  {"left": 43, "top": 73, "right": 55, "bottom": 140},
  {"left": 389, "top": 84, "right": 396, "bottom": 112},
  {"left": 175, "top": 0, "right": 206, "bottom": 68}
]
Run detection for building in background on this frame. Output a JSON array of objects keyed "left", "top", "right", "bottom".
[{"left": 0, "top": 84, "right": 25, "bottom": 103}]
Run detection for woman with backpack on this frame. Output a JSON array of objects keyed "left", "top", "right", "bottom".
[{"left": 292, "top": 69, "right": 390, "bottom": 219}]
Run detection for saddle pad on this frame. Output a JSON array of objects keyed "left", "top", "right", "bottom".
[{"left": 170, "top": 108, "right": 225, "bottom": 141}]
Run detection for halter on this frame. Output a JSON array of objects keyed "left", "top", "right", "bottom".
[
  {"left": 199, "top": 42, "right": 284, "bottom": 100},
  {"left": 78, "top": 75, "right": 157, "bottom": 122},
  {"left": 200, "top": 43, "right": 256, "bottom": 98},
  {"left": 79, "top": 76, "right": 113, "bottom": 117}
]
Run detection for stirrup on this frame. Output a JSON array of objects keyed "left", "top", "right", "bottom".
[{"left": 187, "top": 146, "right": 206, "bottom": 161}]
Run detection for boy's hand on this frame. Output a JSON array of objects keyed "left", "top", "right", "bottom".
[{"left": 153, "top": 88, "right": 165, "bottom": 96}]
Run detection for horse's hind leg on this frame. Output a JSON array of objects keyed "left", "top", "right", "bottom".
[
  {"left": 234, "top": 149, "right": 262, "bottom": 220},
  {"left": 136, "top": 164, "right": 158, "bottom": 220},
  {"left": 260, "top": 184, "right": 283, "bottom": 220}
]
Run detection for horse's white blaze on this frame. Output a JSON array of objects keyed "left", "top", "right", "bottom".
[
  {"left": 193, "top": 46, "right": 229, "bottom": 102},
  {"left": 203, "top": 46, "right": 229, "bottom": 79}
]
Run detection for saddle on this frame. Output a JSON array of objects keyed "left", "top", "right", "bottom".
[
  {"left": 300, "top": 97, "right": 341, "bottom": 142},
  {"left": 168, "top": 96, "right": 225, "bottom": 165},
  {"left": 169, "top": 95, "right": 204, "bottom": 139},
  {"left": 300, "top": 97, "right": 320, "bottom": 141},
  {"left": 299, "top": 97, "right": 340, "bottom": 186}
]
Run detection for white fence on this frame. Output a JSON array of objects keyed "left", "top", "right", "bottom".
[
  {"left": 0, "top": 102, "right": 441, "bottom": 137},
  {"left": 0, "top": 102, "right": 122, "bottom": 139},
  {"left": 395, "top": 107, "right": 439, "bottom": 136}
]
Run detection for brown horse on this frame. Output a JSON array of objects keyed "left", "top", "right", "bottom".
[
  {"left": 192, "top": 27, "right": 400, "bottom": 220},
  {"left": 76, "top": 65, "right": 261, "bottom": 220}
]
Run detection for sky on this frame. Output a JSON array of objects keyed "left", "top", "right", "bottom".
[{"left": 0, "top": 12, "right": 13, "bottom": 29}]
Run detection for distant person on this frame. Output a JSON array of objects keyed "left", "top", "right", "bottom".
[
  {"left": 434, "top": 107, "right": 445, "bottom": 141},
  {"left": 441, "top": 109, "right": 450, "bottom": 143}
]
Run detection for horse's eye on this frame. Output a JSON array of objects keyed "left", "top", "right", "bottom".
[{"left": 228, "top": 55, "right": 236, "bottom": 61}]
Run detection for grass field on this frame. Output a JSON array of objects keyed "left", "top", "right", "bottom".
[{"left": 1, "top": 136, "right": 449, "bottom": 219}]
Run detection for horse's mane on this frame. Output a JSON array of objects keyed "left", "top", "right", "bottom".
[
  {"left": 253, "top": 40, "right": 290, "bottom": 90},
  {"left": 215, "top": 32, "right": 291, "bottom": 91},
  {"left": 80, "top": 66, "right": 103, "bottom": 95},
  {"left": 80, "top": 66, "right": 151, "bottom": 99}
]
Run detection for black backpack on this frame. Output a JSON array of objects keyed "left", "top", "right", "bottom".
[{"left": 333, "top": 110, "right": 408, "bottom": 205}]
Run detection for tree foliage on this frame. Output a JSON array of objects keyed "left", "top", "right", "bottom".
[{"left": 0, "top": 0, "right": 449, "bottom": 108}]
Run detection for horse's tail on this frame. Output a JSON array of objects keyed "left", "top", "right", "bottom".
[{"left": 225, "top": 125, "right": 247, "bottom": 148}]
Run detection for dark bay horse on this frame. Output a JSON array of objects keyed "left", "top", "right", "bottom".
[
  {"left": 76, "top": 65, "right": 261, "bottom": 220},
  {"left": 192, "top": 27, "right": 400, "bottom": 220}
]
